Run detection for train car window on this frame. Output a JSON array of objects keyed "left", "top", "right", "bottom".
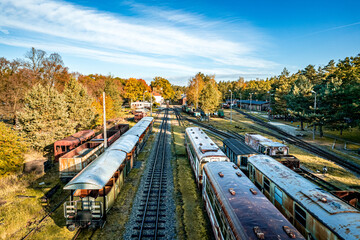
[
  {"left": 294, "top": 204, "right": 307, "bottom": 227},
  {"left": 61, "top": 146, "right": 66, "bottom": 152},
  {"left": 263, "top": 177, "right": 270, "bottom": 193},
  {"left": 240, "top": 156, "right": 247, "bottom": 167},
  {"left": 274, "top": 187, "right": 283, "bottom": 205}
]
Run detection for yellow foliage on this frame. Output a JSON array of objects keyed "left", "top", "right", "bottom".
[
  {"left": 0, "top": 123, "right": 27, "bottom": 176},
  {"left": 92, "top": 95, "right": 116, "bottom": 125}
]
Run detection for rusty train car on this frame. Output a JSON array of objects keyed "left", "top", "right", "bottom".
[
  {"left": 247, "top": 155, "right": 360, "bottom": 240},
  {"left": 203, "top": 162, "right": 304, "bottom": 240},
  {"left": 54, "top": 130, "right": 95, "bottom": 161},
  {"left": 59, "top": 124, "right": 129, "bottom": 181},
  {"left": 245, "top": 133, "right": 289, "bottom": 156},
  {"left": 63, "top": 118, "right": 153, "bottom": 230},
  {"left": 185, "top": 128, "right": 303, "bottom": 239}
]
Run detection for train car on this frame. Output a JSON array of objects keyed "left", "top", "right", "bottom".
[
  {"left": 63, "top": 119, "right": 152, "bottom": 230},
  {"left": 245, "top": 133, "right": 289, "bottom": 155},
  {"left": 59, "top": 141, "right": 104, "bottom": 181},
  {"left": 108, "top": 134, "right": 139, "bottom": 175},
  {"left": 247, "top": 155, "right": 360, "bottom": 240},
  {"left": 185, "top": 127, "right": 229, "bottom": 185},
  {"left": 223, "top": 138, "right": 258, "bottom": 171},
  {"left": 203, "top": 162, "right": 304, "bottom": 240},
  {"left": 59, "top": 124, "right": 129, "bottom": 180},
  {"left": 54, "top": 130, "right": 95, "bottom": 161},
  {"left": 123, "top": 117, "right": 153, "bottom": 153},
  {"left": 64, "top": 150, "right": 127, "bottom": 230}
]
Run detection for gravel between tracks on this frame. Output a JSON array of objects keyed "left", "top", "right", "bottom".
[{"left": 123, "top": 113, "right": 176, "bottom": 240}]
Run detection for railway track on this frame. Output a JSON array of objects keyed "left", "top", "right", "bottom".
[
  {"left": 131, "top": 109, "right": 169, "bottom": 239},
  {"left": 21, "top": 193, "right": 70, "bottom": 240},
  {"left": 234, "top": 108, "right": 360, "bottom": 175},
  {"left": 173, "top": 108, "right": 243, "bottom": 141}
]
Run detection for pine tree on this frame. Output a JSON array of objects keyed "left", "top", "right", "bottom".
[
  {"left": 286, "top": 75, "right": 313, "bottom": 130},
  {"left": 63, "top": 78, "right": 96, "bottom": 131},
  {"left": 17, "top": 84, "right": 73, "bottom": 150}
]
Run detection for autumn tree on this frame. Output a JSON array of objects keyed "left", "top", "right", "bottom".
[
  {"left": 63, "top": 78, "right": 96, "bottom": 130},
  {"left": 92, "top": 94, "right": 116, "bottom": 125},
  {"left": 185, "top": 73, "right": 205, "bottom": 109},
  {"left": 151, "top": 77, "right": 175, "bottom": 100},
  {"left": 0, "top": 122, "right": 28, "bottom": 175},
  {"left": 199, "top": 78, "right": 222, "bottom": 118},
  {"left": 124, "top": 78, "right": 151, "bottom": 102},
  {"left": 17, "top": 84, "right": 73, "bottom": 150}
]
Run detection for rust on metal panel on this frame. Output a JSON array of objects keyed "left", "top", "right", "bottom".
[{"left": 204, "top": 162, "right": 304, "bottom": 240}]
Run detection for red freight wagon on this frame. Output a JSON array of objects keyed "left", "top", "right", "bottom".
[{"left": 54, "top": 130, "right": 95, "bottom": 161}]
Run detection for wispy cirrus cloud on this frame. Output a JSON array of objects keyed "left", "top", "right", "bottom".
[{"left": 0, "top": 0, "right": 277, "bottom": 79}]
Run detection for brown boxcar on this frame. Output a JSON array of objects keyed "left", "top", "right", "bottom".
[
  {"left": 54, "top": 130, "right": 95, "bottom": 161},
  {"left": 59, "top": 124, "right": 129, "bottom": 180}
]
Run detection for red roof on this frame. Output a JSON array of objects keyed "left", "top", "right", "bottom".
[{"left": 153, "top": 92, "right": 162, "bottom": 96}]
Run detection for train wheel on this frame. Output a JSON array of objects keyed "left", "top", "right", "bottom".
[{"left": 67, "top": 224, "right": 76, "bottom": 232}]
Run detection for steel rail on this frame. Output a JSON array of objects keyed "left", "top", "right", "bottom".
[
  {"left": 137, "top": 109, "right": 168, "bottom": 239},
  {"left": 234, "top": 108, "right": 360, "bottom": 175}
]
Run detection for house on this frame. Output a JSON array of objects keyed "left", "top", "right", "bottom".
[
  {"left": 153, "top": 92, "right": 164, "bottom": 104},
  {"left": 237, "top": 100, "right": 269, "bottom": 111}
]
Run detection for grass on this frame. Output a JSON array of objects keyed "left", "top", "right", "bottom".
[
  {"left": 0, "top": 162, "right": 74, "bottom": 240},
  {"left": 170, "top": 113, "right": 213, "bottom": 240}
]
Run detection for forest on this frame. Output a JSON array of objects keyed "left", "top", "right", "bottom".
[{"left": 1, "top": 47, "right": 359, "bottom": 175}]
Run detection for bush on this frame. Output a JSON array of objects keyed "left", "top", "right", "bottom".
[{"left": 0, "top": 123, "right": 27, "bottom": 175}]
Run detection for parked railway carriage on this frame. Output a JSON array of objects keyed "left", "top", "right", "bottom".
[
  {"left": 223, "top": 138, "right": 258, "bottom": 171},
  {"left": 185, "top": 127, "right": 229, "bottom": 185},
  {"left": 203, "top": 162, "right": 304, "bottom": 240},
  {"left": 54, "top": 130, "right": 95, "bottom": 161},
  {"left": 247, "top": 155, "right": 360, "bottom": 240},
  {"left": 59, "top": 124, "right": 129, "bottom": 181},
  {"left": 64, "top": 149, "right": 127, "bottom": 230},
  {"left": 245, "top": 133, "right": 289, "bottom": 156},
  {"left": 63, "top": 118, "right": 153, "bottom": 230},
  {"left": 223, "top": 138, "right": 300, "bottom": 171}
]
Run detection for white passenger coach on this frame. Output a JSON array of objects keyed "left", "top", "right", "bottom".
[{"left": 185, "top": 127, "right": 229, "bottom": 185}]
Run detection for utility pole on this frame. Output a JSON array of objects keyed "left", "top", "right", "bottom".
[
  {"left": 249, "top": 93, "right": 253, "bottom": 113},
  {"left": 150, "top": 92, "right": 153, "bottom": 117},
  {"left": 103, "top": 92, "right": 107, "bottom": 148},
  {"left": 240, "top": 92, "right": 242, "bottom": 109},
  {"left": 229, "top": 90, "right": 232, "bottom": 124},
  {"left": 311, "top": 90, "right": 317, "bottom": 140},
  {"left": 268, "top": 91, "right": 271, "bottom": 120}
]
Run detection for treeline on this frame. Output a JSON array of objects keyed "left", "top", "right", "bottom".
[
  {"left": 214, "top": 54, "right": 360, "bottom": 136},
  {"left": 0, "top": 48, "right": 178, "bottom": 174}
]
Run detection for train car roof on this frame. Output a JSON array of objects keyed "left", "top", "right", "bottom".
[
  {"left": 204, "top": 162, "right": 304, "bottom": 240},
  {"left": 249, "top": 155, "right": 360, "bottom": 240},
  {"left": 54, "top": 130, "right": 94, "bottom": 146},
  {"left": 64, "top": 150, "right": 126, "bottom": 190},
  {"left": 245, "top": 133, "right": 272, "bottom": 142},
  {"left": 140, "top": 117, "right": 154, "bottom": 122},
  {"left": 123, "top": 126, "right": 148, "bottom": 137},
  {"left": 185, "top": 127, "right": 228, "bottom": 160},
  {"left": 260, "top": 141, "right": 287, "bottom": 148},
  {"left": 223, "top": 138, "right": 258, "bottom": 155},
  {"left": 107, "top": 135, "right": 139, "bottom": 153}
]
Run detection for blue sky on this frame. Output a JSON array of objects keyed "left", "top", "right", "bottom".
[{"left": 0, "top": 0, "right": 359, "bottom": 85}]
